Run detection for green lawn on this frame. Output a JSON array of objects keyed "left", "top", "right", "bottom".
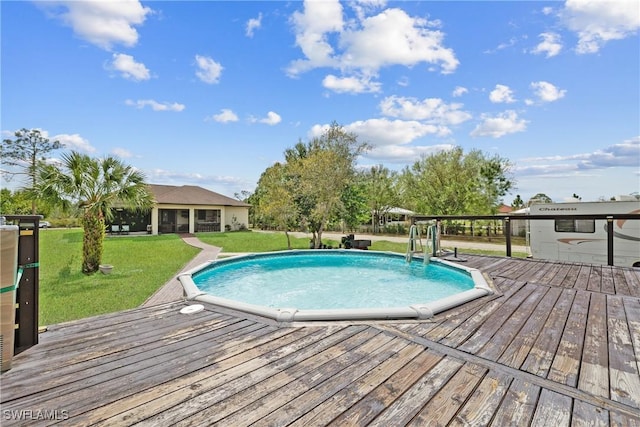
[
  {"left": 36, "top": 228, "right": 524, "bottom": 326},
  {"left": 195, "top": 231, "right": 340, "bottom": 252},
  {"left": 39, "top": 229, "right": 199, "bottom": 326}
]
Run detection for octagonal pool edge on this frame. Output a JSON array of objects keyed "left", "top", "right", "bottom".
[{"left": 178, "top": 250, "right": 494, "bottom": 322}]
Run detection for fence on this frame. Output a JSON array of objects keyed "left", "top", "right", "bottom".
[{"left": 411, "top": 213, "right": 640, "bottom": 266}]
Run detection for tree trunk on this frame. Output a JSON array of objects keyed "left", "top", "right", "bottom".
[
  {"left": 285, "top": 230, "right": 291, "bottom": 250},
  {"left": 315, "top": 227, "right": 323, "bottom": 249},
  {"left": 82, "top": 210, "right": 105, "bottom": 274}
]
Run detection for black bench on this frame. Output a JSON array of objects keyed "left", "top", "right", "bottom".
[{"left": 342, "top": 234, "right": 371, "bottom": 250}]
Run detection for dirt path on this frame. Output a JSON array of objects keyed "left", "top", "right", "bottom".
[{"left": 140, "top": 235, "right": 221, "bottom": 307}]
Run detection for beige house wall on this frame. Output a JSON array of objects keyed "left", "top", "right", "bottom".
[{"left": 225, "top": 207, "right": 249, "bottom": 230}]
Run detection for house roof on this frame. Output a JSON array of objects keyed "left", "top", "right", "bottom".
[
  {"left": 384, "top": 207, "right": 414, "bottom": 215},
  {"left": 148, "top": 184, "right": 250, "bottom": 207}
]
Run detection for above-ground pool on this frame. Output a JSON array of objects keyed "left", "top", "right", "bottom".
[{"left": 179, "top": 250, "right": 493, "bottom": 322}]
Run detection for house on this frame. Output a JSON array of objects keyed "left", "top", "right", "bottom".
[
  {"left": 109, "top": 184, "right": 251, "bottom": 235},
  {"left": 497, "top": 204, "right": 513, "bottom": 214},
  {"left": 379, "top": 207, "right": 414, "bottom": 226}
]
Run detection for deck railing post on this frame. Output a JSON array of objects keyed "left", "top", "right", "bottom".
[
  {"left": 607, "top": 216, "right": 614, "bottom": 266},
  {"left": 504, "top": 217, "right": 512, "bottom": 258},
  {"left": 4, "top": 215, "right": 40, "bottom": 354}
]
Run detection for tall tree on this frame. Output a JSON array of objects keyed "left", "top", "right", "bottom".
[
  {"left": 255, "top": 163, "right": 298, "bottom": 249},
  {"left": 528, "top": 193, "right": 553, "bottom": 205},
  {"left": 0, "top": 188, "right": 33, "bottom": 215},
  {"left": 363, "top": 165, "right": 399, "bottom": 233},
  {"left": 512, "top": 194, "right": 525, "bottom": 209},
  {"left": 292, "top": 123, "right": 368, "bottom": 248},
  {"left": 36, "top": 152, "right": 153, "bottom": 274},
  {"left": 399, "top": 147, "right": 514, "bottom": 215},
  {"left": 339, "top": 177, "right": 369, "bottom": 233},
  {"left": 1, "top": 128, "right": 61, "bottom": 214}
]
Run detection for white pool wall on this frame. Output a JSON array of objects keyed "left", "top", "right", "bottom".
[{"left": 178, "top": 250, "right": 493, "bottom": 322}]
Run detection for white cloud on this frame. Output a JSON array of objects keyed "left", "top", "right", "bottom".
[
  {"left": 470, "top": 110, "right": 528, "bottom": 138},
  {"left": 288, "top": 0, "right": 344, "bottom": 74},
  {"left": 112, "top": 147, "right": 133, "bottom": 158},
  {"left": 195, "top": 55, "right": 223, "bottom": 84},
  {"left": 531, "top": 32, "right": 563, "bottom": 58},
  {"left": 310, "top": 118, "right": 443, "bottom": 146},
  {"left": 246, "top": 13, "right": 262, "bottom": 37},
  {"left": 211, "top": 109, "right": 239, "bottom": 123},
  {"left": 109, "top": 53, "right": 150, "bottom": 81},
  {"left": 322, "top": 74, "right": 381, "bottom": 93},
  {"left": 144, "top": 168, "right": 250, "bottom": 192},
  {"left": 287, "top": 1, "right": 458, "bottom": 92},
  {"left": 53, "top": 133, "right": 97, "bottom": 153},
  {"left": 452, "top": 86, "right": 468, "bottom": 97},
  {"left": 516, "top": 137, "right": 640, "bottom": 176},
  {"left": 561, "top": 0, "right": 640, "bottom": 54},
  {"left": 397, "top": 76, "right": 410, "bottom": 87},
  {"left": 577, "top": 136, "right": 640, "bottom": 169},
  {"left": 252, "top": 111, "right": 282, "bottom": 125},
  {"left": 40, "top": 0, "right": 152, "bottom": 50},
  {"left": 351, "top": 0, "right": 387, "bottom": 21},
  {"left": 365, "top": 143, "right": 454, "bottom": 163},
  {"left": 125, "top": 99, "right": 185, "bottom": 112},
  {"left": 309, "top": 118, "right": 456, "bottom": 163},
  {"left": 339, "top": 8, "right": 458, "bottom": 74},
  {"left": 489, "top": 84, "right": 516, "bottom": 103},
  {"left": 530, "top": 81, "right": 567, "bottom": 103},
  {"left": 484, "top": 37, "right": 519, "bottom": 54},
  {"left": 379, "top": 96, "right": 472, "bottom": 126}
]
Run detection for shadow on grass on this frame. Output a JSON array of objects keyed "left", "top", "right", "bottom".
[{"left": 57, "top": 255, "right": 76, "bottom": 281}]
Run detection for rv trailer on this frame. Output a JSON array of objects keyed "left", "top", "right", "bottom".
[{"left": 528, "top": 200, "right": 640, "bottom": 267}]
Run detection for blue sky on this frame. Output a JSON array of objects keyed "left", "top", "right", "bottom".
[{"left": 2, "top": 0, "right": 639, "bottom": 205}]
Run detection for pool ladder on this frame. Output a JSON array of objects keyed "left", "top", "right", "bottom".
[{"left": 406, "top": 224, "right": 437, "bottom": 264}]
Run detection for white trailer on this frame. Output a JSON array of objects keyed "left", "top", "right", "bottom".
[{"left": 528, "top": 200, "right": 640, "bottom": 267}]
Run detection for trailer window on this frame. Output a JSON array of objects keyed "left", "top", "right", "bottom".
[{"left": 555, "top": 219, "right": 595, "bottom": 233}]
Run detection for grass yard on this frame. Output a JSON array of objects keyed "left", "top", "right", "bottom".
[
  {"left": 39, "top": 229, "right": 199, "bottom": 326},
  {"left": 195, "top": 231, "right": 342, "bottom": 252}
]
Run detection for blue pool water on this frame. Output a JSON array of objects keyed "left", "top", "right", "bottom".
[{"left": 192, "top": 251, "right": 475, "bottom": 310}]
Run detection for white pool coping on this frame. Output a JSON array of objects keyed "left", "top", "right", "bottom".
[{"left": 178, "top": 250, "right": 494, "bottom": 322}]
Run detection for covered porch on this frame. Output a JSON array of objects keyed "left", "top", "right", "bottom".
[{"left": 153, "top": 207, "right": 223, "bottom": 234}]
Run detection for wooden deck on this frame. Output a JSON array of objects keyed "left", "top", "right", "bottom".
[{"left": 1, "top": 255, "right": 639, "bottom": 426}]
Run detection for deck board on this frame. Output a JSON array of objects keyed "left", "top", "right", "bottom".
[
  {"left": 547, "top": 290, "right": 590, "bottom": 387},
  {"left": 578, "top": 292, "right": 609, "bottom": 399},
  {"left": 2, "top": 255, "right": 640, "bottom": 426},
  {"left": 607, "top": 295, "right": 640, "bottom": 408},
  {"left": 624, "top": 268, "right": 640, "bottom": 297},
  {"left": 520, "top": 288, "right": 576, "bottom": 377}
]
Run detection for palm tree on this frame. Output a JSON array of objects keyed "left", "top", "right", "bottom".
[{"left": 37, "top": 152, "right": 154, "bottom": 274}]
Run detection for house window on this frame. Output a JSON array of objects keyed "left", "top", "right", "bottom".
[
  {"left": 196, "top": 209, "right": 220, "bottom": 222},
  {"left": 195, "top": 209, "right": 221, "bottom": 232},
  {"left": 555, "top": 218, "right": 595, "bottom": 233}
]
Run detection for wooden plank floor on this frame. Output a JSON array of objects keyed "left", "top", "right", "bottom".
[{"left": 1, "top": 256, "right": 639, "bottom": 426}]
